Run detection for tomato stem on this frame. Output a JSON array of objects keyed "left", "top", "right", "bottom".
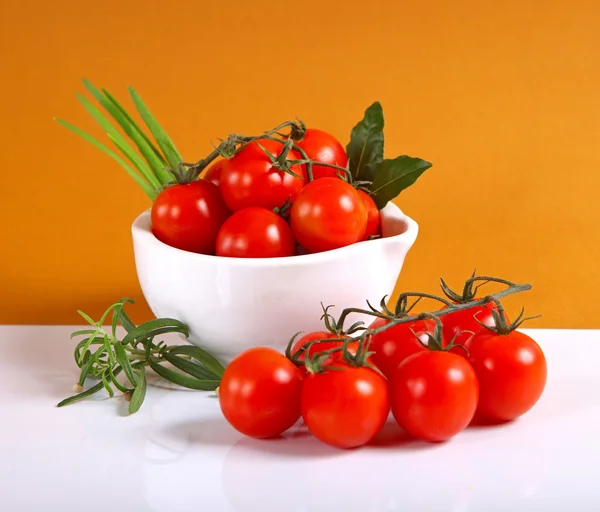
[{"left": 335, "top": 279, "right": 532, "bottom": 338}]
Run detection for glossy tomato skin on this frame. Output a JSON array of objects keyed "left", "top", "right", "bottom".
[
  {"left": 151, "top": 179, "right": 231, "bottom": 254},
  {"left": 220, "top": 139, "right": 307, "bottom": 212},
  {"left": 441, "top": 301, "right": 504, "bottom": 348},
  {"left": 296, "top": 128, "right": 348, "bottom": 180},
  {"left": 291, "top": 331, "right": 358, "bottom": 375},
  {"left": 357, "top": 190, "right": 381, "bottom": 239},
  {"left": 216, "top": 207, "right": 296, "bottom": 258},
  {"left": 369, "top": 317, "right": 437, "bottom": 379},
  {"left": 302, "top": 363, "right": 390, "bottom": 448},
  {"left": 391, "top": 351, "right": 479, "bottom": 442},
  {"left": 290, "top": 178, "right": 368, "bottom": 253},
  {"left": 465, "top": 330, "right": 547, "bottom": 422},
  {"left": 219, "top": 347, "right": 304, "bottom": 438},
  {"left": 202, "top": 159, "right": 228, "bottom": 186}
]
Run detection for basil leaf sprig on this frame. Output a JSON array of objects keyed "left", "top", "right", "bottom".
[
  {"left": 346, "top": 102, "right": 432, "bottom": 209},
  {"left": 57, "top": 299, "right": 225, "bottom": 414}
]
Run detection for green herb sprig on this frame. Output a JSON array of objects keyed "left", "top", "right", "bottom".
[{"left": 57, "top": 299, "right": 225, "bottom": 414}]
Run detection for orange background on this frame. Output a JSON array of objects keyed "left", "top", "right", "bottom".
[{"left": 1, "top": 0, "right": 598, "bottom": 327}]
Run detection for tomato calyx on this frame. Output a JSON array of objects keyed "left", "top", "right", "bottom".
[
  {"left": 288, "top": 119, "right": 307, "bottom": 142},
  {"left": 477, "top": 297, "right": 541, "bottom": 335},
  {"left": 416, "top": 312, "right": 470, "bottom": 355},
  {"left": 254, "top": 138, "right": 305, "bottom": 180},
  {"left": 440, "top": 271, "right": 524, "bottom": 304},
  {"left": 284, "top": 304, "right": 363, "bottom": 367}
]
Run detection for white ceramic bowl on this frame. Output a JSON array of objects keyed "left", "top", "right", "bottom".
[{"left": 131, "top": 203, "right": 418, "bottom": 362}]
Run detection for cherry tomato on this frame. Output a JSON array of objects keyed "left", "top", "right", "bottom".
[
  {"left": 290, "top": 178, "right": 367, "bottom": 253},
  {"left": 290, "top": 331, "right": 359, "bottom": 375},
  {"left": 391, "top": 351, "right": 479, "bottom": 442},
  {"left": 216, "top": 207, "right": 296, "bottom": 258},
  {"left": 220, "top": 139, "right": 307, "bottom": 212},
  {"left": 151, "top": 179, "right": 231, "bottom": 254},
  {"left": 442, "top": 301, "right": 505, "bottom": 347},
  {"left": 202, "top": 159, "right": 228, "bottom": 186},
  {"left": 368, "top": 317, "right": 437, "bottom": 379},
  {"left": 296, "top": 128, "right": 348, "bottom": 180},
  {"left": 465, "top": 330, "right": 547, "bottom": 422},
  {"left": 357, "top": 190, "right": 381, "bottom": 239},
  {"left": 219, "top": 347, "right": 304, "bottom": 438},
  {"left": 302, "top": 363, "right": 390, "bottom": 448}
]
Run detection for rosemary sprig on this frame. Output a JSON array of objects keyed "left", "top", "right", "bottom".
[{"left": 57, "top": 298, "right": 225, "bottom": 414}]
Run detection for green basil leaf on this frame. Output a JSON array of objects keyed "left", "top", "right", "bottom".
[
  {"left": 114, "top": 341, "right": 138, "bottom": 387},
  {"left": 78, "top": 355, "right": 96, "bottom": 386},
  {"left": 108, "top": 365, "right": 132, "bottom": 394},
  {"left": 101, "top": 370, "right": 115, "bottom": 398},
  {"left": 122, "top": 318, "right": 189, "bottom": 346},
  {"left": 70, "top": 329, "right": 97, "bottom": 339},
  {"left": 162, "top": 352, "right": 219, "bottom": 380},
  {"left": 128, "top": 368, "right": 147, "bottom": 414},
  {"left": 167, "top": 345, "right": 225, "bottom": 378},
  {"left": 55, "top": 118, "right": 157, "bottom": 200},
  {"left": 148, "top": 360, "right": 219, "bottom": 390},
  {"left": 117, "top": 307, "right": 137, "bottom": 334},
  {"left": 77, "top": 309, "right": 98, "bottom": 327},
  {"left": 370, "top": 155, "right": 433, "bottom": 209},
  {"left": 74, "top": 337, "right": 103, "bottom": 367},
  {"left": 57, "top": 381, "right": 105, "bottom": 407},
  {"left": 111, "top": 298, "right": 135, "bottom": 339},
  {"left": 346, "top": 102, "right": 384, "bottom": 183},
  {"left": 102, "top": 334, "right": 116, "bottom": 367},
  {"left": 129, "top": 87, "right": 183, "bottom": 171},
  {"left": 78, "top": 331, "right": 100, "bottom": 364}
]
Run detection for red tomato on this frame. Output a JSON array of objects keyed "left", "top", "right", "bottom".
[
  {"left": 441, "top": 301, "right": 505, "bottom": 347},
  {"left": 357, "top": 190, "right": 381, "bottom": 239},
  {"left": 465, "top": 330, "right": 546, "bottom": 422},
  {"left": 216, "top": 207, "right": 296, "bottom": 258},
  {"left": 290, "top": 331, "right": 359, "bottom": 375},
  {"left": 296, "top": 128, "right": 348, "bottom": 180},
  {"left": 219, "top": 347, "right": 304, "bottom": 438},
  {"left": 302, "top": 363, "right": 390, "bottom": 448},
  {"left": 202, "top": 159, "right": 228, "bottom": 186},
  {"left": 151, "top": 179, "right": 231, "bottom": 254},
  {"left": 220, "top": 139, "right": 307, "bottom": 212},
  {"left": 391, "top": 351, "right": 479, "bottom": 442},
  {"left": 290, "top": 178, "right": 368, "bottom": 253},
  {"left": 368, "top": 317, "right": 437, "bottom": 379}
]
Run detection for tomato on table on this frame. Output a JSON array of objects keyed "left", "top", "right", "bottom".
[
  {"left": 442, "top": 300, "right": 506, "bottom": 348},
  {"left": 368, "top": 316, "right": 437, "bottom": 379},
  {"left": 391, "top": 351, "right": 479, "bottom": 442},
  {"left": 220, "top": 139, "right": 307, "bottom": 212},
  {"left": 465, "top": 329, "right": 546, "bottom": 422},
  {"left": 216, "top": 207, "right": 296, "bottom": 258},
  {"left": 151, "top": 179, "right": 231, "bottom": 254},
  {"left": 295, "top": 128, "right": 348, "bottom": 180},
  {"left": 219, "top": 347, "right": 304, "bottom": 438},
  {"left": 290, "top": 177, "right": 368, "bottom": 253},
  {"left": 302, "top": 362, "right": 390, "bottom": 448},
  {"left": 290, "top": 331, "right": 359, "bottom": 375}
]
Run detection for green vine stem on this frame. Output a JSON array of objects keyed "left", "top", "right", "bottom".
[
  {"left": 178, "top": 122, "right": 353, "bottom": 185},
  {"left": 335, "top": 280, "right": 532, "bottom": 339}
]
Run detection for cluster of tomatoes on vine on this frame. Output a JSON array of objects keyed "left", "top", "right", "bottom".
[
  {"left": 218, "top": 275, "right": 547, "bottom": 449},
  {"left": 151, "top": 122, "right": 380, "bottom": 258}
]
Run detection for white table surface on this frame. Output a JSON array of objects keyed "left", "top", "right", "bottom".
[{"left": 0, "top": 326, "right": 598, "bottom": 512}]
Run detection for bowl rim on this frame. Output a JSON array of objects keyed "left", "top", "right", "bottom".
[{"left": 131, "top": 201, "right": 418, "bottom": 267}]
